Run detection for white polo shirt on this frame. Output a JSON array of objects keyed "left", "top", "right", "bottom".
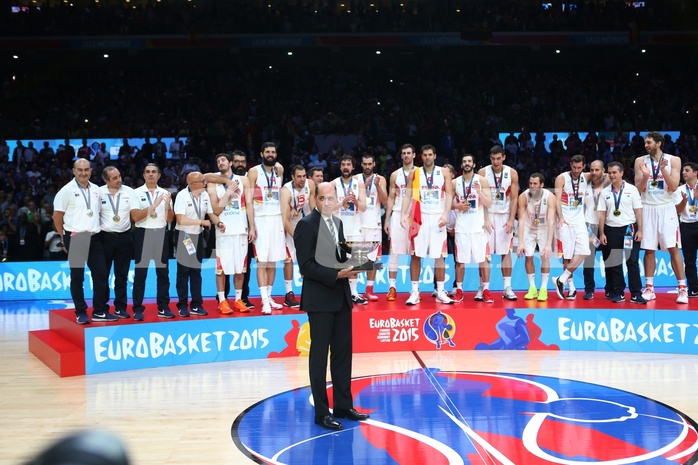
[
  {"left": 174, "top": 188, "right": 213, "bottom": 235},
  {"left": 99, "top": 185, "right": 139, "bottom": 233},
  {"left": 598, "top": 182, "right": 643, "bottom": 228},
  {"left": 53, "top": 179, "right": 101, "bottom": 233},
  {"left": 134, "top": 185, "right": 172, "bottom": 229}
]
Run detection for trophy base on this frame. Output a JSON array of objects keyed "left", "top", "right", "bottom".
[{"left": 346, "top": 260, "right": 383, "bottom": 271}]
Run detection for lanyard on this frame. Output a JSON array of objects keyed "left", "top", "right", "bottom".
[
  {"left": 570, "top": 175, "right": 580, "bottom": 202},
  {"left": 491, "top": 167, "right": 503, "bottom": 196},
  {"left": 107, "top": 192, "right": 121, "bottom": 217},
  {"left": 423, "top": 167, "right": 434, "bottom": 189},
  {"left": 189, "top": 190, "right": 203, "bottom": 220},
  {"left": 650, "top": 154, "right": 664, "bottom": 183},
  {"left": 262, "top": 167, "right": 275, "bottom": 193},
  {"left": 687, "top": 183, "right": 696, "bottom": 209},
  {"left": 75, "top": 179, "right": 91, "bottom": 211},
  {"left": 612, "top": 182, "right": 624, "bottom": 214},
  {"left": 363, "top": 174, "right": 374, "bottom": 196},
  {"left": 461, "top": 175, "right": 474, "bottom": 198},
  {"left": 145, "top": 190, "right": 159, "bottom": 206},
  {"left": 340, "top": 178, "right": 353, "bottom": 198}
]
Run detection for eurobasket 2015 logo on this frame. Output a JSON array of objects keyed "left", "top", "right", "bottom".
[
  {"left": 423, "top": 310, "right": 457, "bottom": 349},
  {"left": 233, "top": 369, "right": 698, "bottom": 465}
]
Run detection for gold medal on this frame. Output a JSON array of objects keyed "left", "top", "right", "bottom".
[
  {"left": 495, "top": 192, "right": 503, "bottom": 201},
  {"left": 651, "top": 180, "right": 659, "bottom": 188},
  {"left": 113, "top": 215, "right": 120, "bottom": 222},
  {"left": 150, "top": 212, "right": 158, "bottom": 219},
  {"left": 266, "top": 190, "right": 274, "bottom": 200},
  {"left": 690, "top": 206, "right": 697, "bottom": 213},
  {"left": 532, "top": 218, "right": 540, "bottom": 226},
  {"left": 613, "top": 210, "right": 621, "bottom": 217},
  {"left": 86, "top": 209, "right": 93, "bottom": 217},
  {"left": 227, "top": 200, "right": 234, "bottom": 209},
  {"left": 573, "top": 199, "right": 579, "bottom": 207}
]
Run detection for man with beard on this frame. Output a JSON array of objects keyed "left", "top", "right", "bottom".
[
  {"left": 477, "top": 145, "right": 519, "bottom": 302},
  {"left": 517, "top": 173, "right": 557, "bottom": 301},
  {"left": 452, "top": 154, "right": 492, "bottom": 302},
  {"left": 208, "top": 153, "right": 256, "bottom": 314},
  {"left": 280, "top": 165, "right": 316, "bottom": 308},
  {"left": 383, "top": 144, "right": 416, "bottom": 301},
  {"left": 634, "top": 131, "right": 687, "bottom": 304},
  {"left": 582, "top": 160, "right": 610, "bottom": 300},
  {"left": 332, "top": 155, "right": 367, "bottom": 304},
  {"left": 553, "top": 154, "right": 591, "bottom": 300},
  {"left": 358, "top": 154, "right": 388, "bottom": 301},
  {"left": 400, "top": 144, "right": 455, "bottom": 305},
  {"left": 132, "top": 163, "right": 175, "bottom": 320},
  {"left": 248, "top": 142, "right": 286, "bottom": 314},
  {"left": 676, "top": 162, "right": 698, "bottom": 298}
]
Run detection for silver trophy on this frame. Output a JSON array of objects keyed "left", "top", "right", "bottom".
[{"left": 339, "top": 241, "right": 383, "bottom": 271}]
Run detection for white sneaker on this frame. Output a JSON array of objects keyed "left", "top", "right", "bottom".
[
  {"left": 435, "top": 290, "right": 454, "bottom": 304},
  {"left": 641, "top": 287, "right": 656, "bottom": 301},
  {"left": 269, "top": 298, "right": 283, "bottom": 309},
  {"left": 261, "top": 300, "right": 273, "bottom": 315},
  {"left": 677, "top": 287, "right": 689, "bottom": 304},
  {"left": 502, "top": 286, "right": 517, "bottom": 301},
  {"left": 474, "top": 286, "right": 484, "bottom": 301},
  {"left": 406, "top": 291, "right": 420, "bottom": 306}
]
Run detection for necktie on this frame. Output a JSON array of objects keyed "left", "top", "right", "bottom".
[{"left": 325, "top": 218, "right": 337, "bottom": 243}]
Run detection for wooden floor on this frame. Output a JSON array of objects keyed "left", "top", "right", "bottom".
[{"left": 3, "top": 306, "right": 698, "bottom": 465}]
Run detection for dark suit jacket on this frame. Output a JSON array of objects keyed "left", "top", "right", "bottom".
[{"left": 293, "top": 209, "right": 352, "bottom": 313}]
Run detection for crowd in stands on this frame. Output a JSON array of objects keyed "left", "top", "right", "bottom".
[{"left": 3, "top": 0, "right": 683, "bottom": 36}]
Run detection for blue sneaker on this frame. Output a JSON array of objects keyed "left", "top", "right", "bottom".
[
  {"left": 76, "top": 313, "right": 89, "bottom": 325},
  {"left": 583, "top": 291, "right": 594, "bottom": 300},
  {"left": 92, "top": 311, "right": 119, "bottom": 322},
  {"left": 158, "top": 308, "right": 175, "bottom": 319},
  {"left": 178, "top": 308, "right": 190, "bottom": 317},
  {"left": 114, "top": 308, "right": 131, "bottom": 319},
  {"left": 610, "top": 294, "right": 625, "bottom": 303},
  {"left": 190, "top": 307, "right": 208, "bottom": 316},
  {"left": 133, "top": 310, "right": 144, "bottom": 321},
  {"left": 630, "top": 295, "right": 648, "bottom": 305}
]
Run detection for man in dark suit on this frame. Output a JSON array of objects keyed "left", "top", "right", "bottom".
[{"left": 294, "top": 182, "right": 370, "bottom": 431}]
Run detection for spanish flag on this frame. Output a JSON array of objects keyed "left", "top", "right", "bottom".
[{"left": 408, "top": 168, "right": 422, "bottom": 241}]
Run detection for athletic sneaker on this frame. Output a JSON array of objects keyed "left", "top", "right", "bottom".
[
  {"left": 448, "top": 288, "right": 458, "bottom": 297},
  {"left": 261, "top": 300, "right": 272, "bottom": 315},
  {"left": 190, "top": 307, "right": 208, "bottom": 316},
  {"left": 481, "top": 289, "right": 494, "bottom": 303},
  {"left": 610, "top": 294, "right": 625, "bottom": 303},
  {"left": 133, "top": 310, "right": 144, "bottom": 321},
  {"left": 474, "top": 286, "right": 485, "bottom": 301},
  {"left": 630, "top": 295, "right": 648, "bottom": 305},
  {"left": 524, "top": 286, "right": 538, "bottom": 300},
  {"left": 284, "top": 291, "right": 300, "bottom": 308},
  {"left": 158, "top": 308, "right": 175, "bottom": 319},
  {"left": 435, "top": 290, "right": 454, "bottom": 304},
  {"left": 387, "top": 287, "right": 397, "bottom": 301},
  {"left": 566, "top": 290, "right": 577, "bottom": 300},
  {"left": 641, "top": 287, "right": 656, "bottom": 301},
  {"left": 677, "top": 287, "right": 689, "bottom": 304},
  {"left": 92, "top": 311, "right": 119, "bottom": 322},
  {"left": 502, "top": 286, "right": 517, "bottom": 301},
  {"left": 689, "top": 289, "right": 698, "bottom": 298},
  {"left": 233, "top": 299, "right": 251, "bottom": 313},
  {"left": 241, "top": 298, "right": 255, "bottom": 309},
  {"left": 114, "top": 309, "right": 131, "bottom": 319},
  {"left": 431, "top": 290, "right": 438, "bottom": 298},
  {"left": 406, "top": 291, "right": 420, "bottom": 306},
  {"left": 218, "top": 300, "right": 234, "bottom": 315},
  {"left": 364, "top": 286, "right": 379, "bottom": 302},
  {"left": 453, "top": 289, "right": 464, "bottom": 302},
  {"left": 552, "top": 277, "right": 565, "bottom": 300},
  {"left": 537, "top": 288, "right": 548, "bottom": 302},
  {"left": 178, "top": 308, "right": 190, "bottom": 317},
  {"left": 352, "top": 295, "right": 368, "bottom": 305},
  {"left": 583, "top": 291, "right": 594, "bottom": 300},
  {"left": 76, "top": 313, "right": 89, "bottom": 325},
  {"left": 269, "top": 298, "right": 283, "bottom": 309}
]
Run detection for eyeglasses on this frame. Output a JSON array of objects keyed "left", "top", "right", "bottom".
[{"left": 191, "top": 180, "right": 206, "bottom": 185}]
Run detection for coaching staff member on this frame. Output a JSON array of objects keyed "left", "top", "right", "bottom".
[{"left": 293, "top": 182, "right": 369, "bottom": 431}]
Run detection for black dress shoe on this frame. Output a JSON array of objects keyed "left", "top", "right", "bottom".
[
  {"left": 333, "top": 408, "right": 370, "bottom": 421},
  {"left": 315, "top": 415, "right": 343, "bottom": 431}
]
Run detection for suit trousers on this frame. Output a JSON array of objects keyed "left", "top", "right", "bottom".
[
  {"left": 64, "top": 231, "right": 109, "bottom": 316},
  {"left": 100, "top": 230, "right": 134, "bottom": 312},
  {"left": 133, "top": 227, "right": 171, "bottom": 312},
  {"left": 307, "top": 299, "right": 354, "bottom": 418},
  {"left": 583, "top": 224, "right": 609, "bottom": 294},
  {"left": 601, "top": 224, "right": 642, "bottom": 297},
  {"left": 175, "top": 230, "right": 204, "bottom": 310}
]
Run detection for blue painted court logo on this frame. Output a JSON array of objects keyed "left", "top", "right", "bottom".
[
  {"left": 423, "top": 310, "right": 456, "bottom": 349},
  {"left": 233, "top": 369, "right": 698, "bottom": 464}
]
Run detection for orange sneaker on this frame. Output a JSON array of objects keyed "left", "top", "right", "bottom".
[
  {"left": 387, "top": 287, "right": 397, "bottom": 301},
  {"left": 233, "top": 299, "right": 251, "bottom": 313},
  {"left": 218, "top": 299, "right": 233, "bottom": 315},
  {"left": 365, "top": 285, "right": 379, "bottom": 302}
]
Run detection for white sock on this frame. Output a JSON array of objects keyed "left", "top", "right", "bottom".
[
  {"left": 560, "top": 270, "right": 571, "bottom": 283},
  {"left": 503, "top": 277, "right": 511, "bottom": 288},
  {"left": 285, "top": 280, "right": 293, "bottom": 293},
  {"left": 455, "top": 282, "right": 462, "bottom": 290},
  {"left": 389, "top": 278, "right": 397, "bottom": 288},
  {"left": 266, "top": 285, "right": 274, "bottom": 300},
  {"left": 541, "top": 273, "right": 550, "bottom": 288},
  {"left": 482, "top": 282, "right": 490, "bottom": 290},
  {"left": 436, "top": 281, "right": 444, "bottom": 292},
  {"left": 411, "top": 281, "right": 419, "bottom": 293},
  {"left": 235, "top": 289, "right": 242, "bottom": 300},
  {"left": 350, "top": 279, "right": 358, "bottom": 296},
  {"left": 218, "top": 291, "right": 226, "bottom": 301},
  {"left": 260, "top": 286, "right": 269, "bottom": 301},
  {"left": 367, "top": 280, "right": 374, "bottom": 288},
  {"left": 568, "top": 276, "right": 576, "bottom": 292},
  {"left": 527, "top": 274, "right": 535, "bottom": 287},
  {"left": 646, "top": 277, "right": 654, "bottom": 287}
]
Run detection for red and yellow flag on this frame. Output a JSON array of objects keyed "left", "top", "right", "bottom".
[{"left": 408, "top": 168, "right": 422, "bottom": 241}]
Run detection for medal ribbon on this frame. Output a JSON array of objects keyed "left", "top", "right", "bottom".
[
  {"left": 262, "top": 167, "right": 275, "bottom": 199},
  {"left": 650, "top": 154, "right": 663, "bottom": 184},
  {"left": 363, "top": 174, "right": 374, "bottom": 197},
  {"left": 688, "top": 184, "right": 697, "bottom": 211},
  {"left": 189, "top": 190, "right": 203, "bottom": 220},
  {"left": 107, "top": 192, "right": 121, "bottom": 219},
  {"left": 571, "top": 175, "right": 580, "bottom": 205},
  {"left": 146, "top": 190, "right": 159, "bottom": 206},
  {"left": 462, "top": 175, "right": 474, "bottom": 198},
  {"left": 492, "top": 167, "right": 503, "bottom": 198},
  {"left": 423, "top": 167, "right": 434, "bottom": 190},
  {"left": 75, "top": 179, "right": 92, "bottom": 212},
  {"left": 612, "top": 182, "right": 624, "bottom": 215},
  {"left": 340, "top": 178, "right": 353, "bottom": 207}
]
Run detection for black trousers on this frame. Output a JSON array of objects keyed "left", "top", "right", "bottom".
[
  {"left": 175, "top": 230, "right": 204, "bottom": 310},
  {"left": 64, "top": 231, "right": 109, "bottom": 316},
  {"left": 680, "top": 221, "right": 698, "bottom": 293},
  {"left": 241, "top": 242, "right": 254, "bottom": 300},
  {"left": 133, "top": 227, "right": 170, "bottom": 312},
  {"left": 601, "top": 224, "right": 642, "bottom": 296},
  {"left": 307, "top": 300, "right": 353, "bottom": 418},
  {"left": 583, "top": 224, "right": 610, "bottom": 294},
  {"left": 100, "top": 230, "right": 134, "bottom": 312}
]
